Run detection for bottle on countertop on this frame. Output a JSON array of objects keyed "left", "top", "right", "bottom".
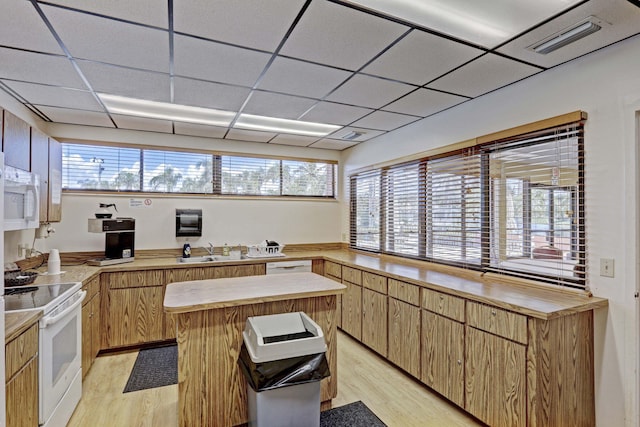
[
  {"left": 182, "top": 243, "right": 191, "bottom": 258},
  {"left": 222, "top": 243, "right": 230, "bottom": 257}
]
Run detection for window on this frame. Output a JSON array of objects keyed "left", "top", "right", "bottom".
[
  {"left": 350, "top": 118, "right": 586, "bottom": 288},
  {"left": 61, "top": 143, "right": 337, "bottom": 198}
]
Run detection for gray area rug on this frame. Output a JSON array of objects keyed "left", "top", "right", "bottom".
[
  {"left": 321, "top": 401, "right": 387, "bottom": 427},
  {"left": 123, "top": 344, "right": 178, "bottom": 393}
]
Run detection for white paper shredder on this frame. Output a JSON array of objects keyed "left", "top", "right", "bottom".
[{"left": 242, "top": 312, "right": 328, "bottom": 427}]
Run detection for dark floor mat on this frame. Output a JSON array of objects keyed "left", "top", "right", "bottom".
[
  {"left": 320, "top": 401, "right": 387, "bottom": 427},
  {"left": 123, "top": 344, "right": 178, "bottom": 393}
]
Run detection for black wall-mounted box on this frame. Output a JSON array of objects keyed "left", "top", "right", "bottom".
[{"left": 176, "top": 209, "right": 202, "bottom": 237}]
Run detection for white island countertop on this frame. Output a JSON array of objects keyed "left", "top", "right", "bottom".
[{"left": 164, "top": 272, "right": 346, "bottom": 314}]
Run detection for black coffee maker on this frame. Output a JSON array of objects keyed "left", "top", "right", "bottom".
[{"left": 87, "top": 217, "right": 136, "bottom": 266}]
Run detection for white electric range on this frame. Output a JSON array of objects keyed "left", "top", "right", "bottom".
[{"left": 5, "top": 282, "right": 86, "bottom": 427}]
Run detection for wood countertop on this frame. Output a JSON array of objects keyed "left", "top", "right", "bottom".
[
  {"left": 5, "top": 311, "right": 42, "bottom": 343},
  {"left": 10, "top": 248, "right": 607, "bottom": 321},
  {"left": 164, "top": 272, "right": 345, "bottom": 313}
]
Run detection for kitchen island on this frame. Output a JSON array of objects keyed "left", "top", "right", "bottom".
[{"left": 164, "top": 272, "right": 345, "bottom": 427}]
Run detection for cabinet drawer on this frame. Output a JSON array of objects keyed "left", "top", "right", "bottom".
[
  {"left": 388, "top": 279, "right": 420, "bottom": 306},
  {"left": 82, "top": 275, "right": 100, "bottom": 301},
  {"left": 6, "top": 323, "right": 38, "bottom": 381},
  {"left": 466, "top": 301, "right": 528, "bottom": 344},
  {"left": 342, "top": 266, "right": 362, "bottom": 285},
  {"left": 362, "top": 271, "right": 387, "bottom": 294},
  {"left": 324, "top": 261, "right": 342, "bottom": 279},
  {"left": 422, "top": 288, "right": 465, "bottom": 322},
  {"left": 104, "top": 270, "right": 165, "bottom": 289}
]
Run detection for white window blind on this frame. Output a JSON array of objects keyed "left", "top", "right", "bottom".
[
  {"left": 382, "top": 162, "right": 422, "bottom": 256},
  {"left": 484, "top": 123, "right": 585, "bottom": 286},
  {"left": 351, "top": 171, "right": 381, "bottom": 251},
  {"left": 426, "top": 151, "right": 481, "bottom": 265},
  {"left": 61, "top": 143, "right": 336, "bottom": 198},
  {"left": 350, "top": 119, "right": 586, "bottom": 288}
]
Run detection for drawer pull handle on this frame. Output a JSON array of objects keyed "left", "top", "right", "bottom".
[
  {"left": 457, "top": 360, "right": 462, "bottom": 365},
  {"left": 491, "top": 310, "right": 497, "bottom": 316},
  {"left": 439, "top": 295, "right": 444, "bottom": 300}
]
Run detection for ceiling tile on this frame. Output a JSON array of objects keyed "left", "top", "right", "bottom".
[
  {"left": 77, "top": 60, "right": 170, "bottom": 102},
  {"left": 112, "top": 114, "right": 173, "bottom": 133},
  {"left": 0, "top": 48, "right": 85, "bottom": 88},
  {"left": 300, "top": 101, "right": 372, "bottom": 125},
  {"left": 37, "top": 106, "right": 114, "bottom": 127},
  {"left": 269, "top": 134, "right": 320, "bottom": 147},
  {"left": 174, "top": 122, "right": 228, "bottom": 139},
  {"left": 326, "top": 74, "right": 415, "bottom": 109},
  {"left": 350, "top": 110, "right": 420, "bottom": 131},
  {"left": 2, "top": 80, "right": 102, "bottom": 111},
  {"left": 257, "top": 57, "right": 351, "bottom": 99},
  {"left": 497, "top": 0, "right": 640, "bottom": 68},
  {"left": 173, "top": 0, "right": 306, "bottom": 51},
  {"left": 384, "top": 88, "right": 468, "bottom": 116},
  {"left": 280, "top": 0, "right": 409, "bottom": 70},
  {"left": 226, "top": 129, "right": 276, "bottom": 143},
  {"left": 309, "top": 139, "right": 360, "bottom": 150},
  {"left": 427, "top": 53, "right": 542, "bottom": 98},
  {"left": 174, "top": 77, "right": 250, "bottom": 111},
  {"left": 327, "top": 126, "right": 385, "bottom": 141},
  {"left": 0, "top": 1, "right": 63, "bottom": 54},
  {"left": 41, "top": 5, "right": 169, "bottom": 72},
  {"left": 362, "top": 30, "right": 483, "bottom": 85},
  {"left": 174, "top": 35, "right": 271, "bottom": 86},
  {"left": 41, "top": 0, "right": 168, "bottom": 28},
  {"left": 242, "top": 91, "right": 317, "bottom": 120}
]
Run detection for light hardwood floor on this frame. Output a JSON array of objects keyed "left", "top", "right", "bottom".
[{"left": 68, "top": 332, "right": 482, "bottom": 427}]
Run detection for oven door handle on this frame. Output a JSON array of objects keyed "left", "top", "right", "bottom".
[{"left": 41, "top": 290, "right": 86, "bottom": 328}]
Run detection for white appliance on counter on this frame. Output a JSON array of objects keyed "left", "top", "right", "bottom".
[
  {"left": 4, "top": 165, "right": 39, "bottom": 231},
  {"left": 266, "top": 260, "right": 312, "bottom": 274},
  {"left": 5, "top": 282, "right": 86, "bottom": 427}
]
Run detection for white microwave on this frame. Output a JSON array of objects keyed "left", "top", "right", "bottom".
[{"left": 4, "top": 165, "right": 40, "bottom": 231}]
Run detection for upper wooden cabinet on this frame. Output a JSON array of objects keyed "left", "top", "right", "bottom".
[
  {"left": 2, "top": 110, "right": 30, "bottom": 171},
  {"left": 30, "top": 131, "right": 62, "bottom": 223}
]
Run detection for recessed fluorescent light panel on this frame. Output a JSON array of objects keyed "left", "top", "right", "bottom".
[
  {"left": 235, "top": 114, "right": 341, "bottom": 137},
  {"left": 343, "top": 0, "right": 583, "bottom": 48},
  {"left": 99, "top": 94, "right": 236, "bottom": 127},
  {"left": 98, "top": 94, "right": 342, "bottom": 137},
  {"left": 528, "top": 16, "right": 603, "bottom": 54}
]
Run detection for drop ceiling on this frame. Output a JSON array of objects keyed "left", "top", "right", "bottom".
[{"left": 1, "top": 0, "right": 639, "bottom": 150}]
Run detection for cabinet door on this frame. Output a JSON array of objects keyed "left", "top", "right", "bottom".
[
  {"left": 30, "top": 128, "right": 49, "bottom": 222},
  {"left": 2, "top": 110, "right": 30, "bottom": 171},
  {"left": 47, "top": 138, "right": 62, "bottom": 222},
  {"left": 421, "top": 310, "right": 464, "bottom": 407},
  {"left": 103, "top": 286, "right": 165, "bottom": 348},
  {"left": 6, "top": 356, "right": 38, "bottom": 427},
  {"left": 388, "top": 298, "right": 420, "bottom": 378},
  {"left": 82, "top": 298, "right": 93, "bottom": 379},
  {"left": 362, "top": 288, "right": 387, "bottom": 356},
  {"left": 341, "top": 281, "right": 362, "bottom": 340},
  {"left": 91, "top": 292, "right": 101, "bottom": 359},
  {"left": 465, "top": 326, "right": 526, "bottom": 427}
]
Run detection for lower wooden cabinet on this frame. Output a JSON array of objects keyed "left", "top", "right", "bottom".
[
  {"left": 82, "top": 277, "right": 101, "bottom": 378},
  {"left": 362, "top": 288, "right": 387, "bottom": 356},
  {"left": 465, "top": 326, "right": 526, "bottom": 427},
  {"left": 341, "top": 281, "right": 362, "bottom": 340},
  {"left": 388, "top": 297, "right": 420, "bottom": 378},
  {"left": 6, "top": 323, "right": 39, "bottom": 427},
  {"left": 421, "top": 310, "right": 464, "bottom": 407},
  {"left": 103, "top": 285, "right": 165, "bottom": 349}
]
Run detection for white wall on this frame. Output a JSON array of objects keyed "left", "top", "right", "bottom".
[{"left": 341, "top": 34, "right": 640, "bottom": 426}]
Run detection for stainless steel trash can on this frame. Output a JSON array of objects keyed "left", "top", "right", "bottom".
[{"left": 238, "top": 312, "right": 330, "bottom": 427}]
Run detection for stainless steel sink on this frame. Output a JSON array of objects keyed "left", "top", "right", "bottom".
[{"left": 177, "top": 256, "right": 218, "bottom": 263}]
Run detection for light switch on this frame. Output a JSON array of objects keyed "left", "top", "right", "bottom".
[{"left": 600, "top": 258, "right": 615, "bottom": 278}]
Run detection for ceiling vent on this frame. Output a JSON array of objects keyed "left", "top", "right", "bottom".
[
  {"left": 342, "top": 131, "right": 365, "bottom": 140},
  {"left": 528, "top": 16, "right": 603, "bottom": 55}
]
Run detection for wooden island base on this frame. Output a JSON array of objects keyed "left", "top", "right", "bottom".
[{"left": 165, "top": 273, "right": 344, "bottom": 427}]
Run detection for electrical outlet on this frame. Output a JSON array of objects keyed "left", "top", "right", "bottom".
[
  {"left": 341, "top": 233, "right": 347, "bottom": 241},
  {"left": 600, "top": 258, "right": 615, "bottom": 278},
  {"left": 17, "top": 244, "right": 23, "bottom": 257}
]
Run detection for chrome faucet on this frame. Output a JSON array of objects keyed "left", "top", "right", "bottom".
[{"left": 204, "top": 242, "right": 215, "bottom": 256}]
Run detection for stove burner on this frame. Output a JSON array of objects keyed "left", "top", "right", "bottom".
[{"left": 5, "top": 286, "right": 38, "bottom": 296}]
